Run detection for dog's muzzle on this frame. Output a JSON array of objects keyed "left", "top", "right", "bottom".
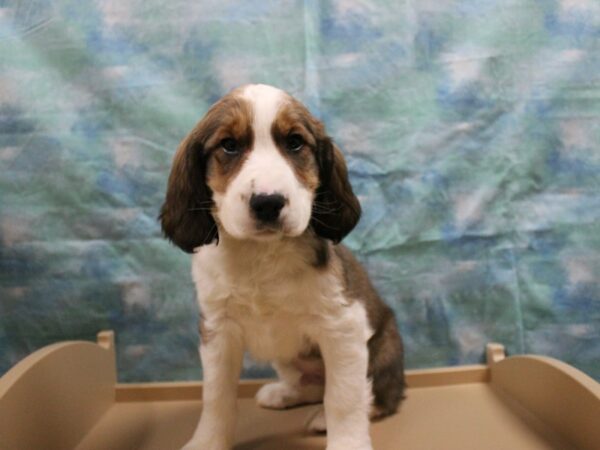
[{"left": 250, "top": 193, "right": 286, "bottom": 223}]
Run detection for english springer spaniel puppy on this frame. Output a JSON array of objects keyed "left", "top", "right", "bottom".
[{"left": 160, "top": 84, "right": 405, "bottom": 450}]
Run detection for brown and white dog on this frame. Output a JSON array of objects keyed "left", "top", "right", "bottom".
[{"left": 160, "top": 84, "right": 405, "bottom": 450}]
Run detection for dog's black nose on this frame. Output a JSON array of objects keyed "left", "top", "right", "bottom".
[{"left": 250, "top": 193, "right": 285, "bottom": 222}]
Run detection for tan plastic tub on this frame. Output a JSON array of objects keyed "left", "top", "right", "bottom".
[{"left": 0, "top": 331, "right": 599, "bottom": 450}]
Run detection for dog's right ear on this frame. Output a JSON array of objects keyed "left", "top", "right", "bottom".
[{"left": 159, "top": 131, "right": 217, "bottom": 253}]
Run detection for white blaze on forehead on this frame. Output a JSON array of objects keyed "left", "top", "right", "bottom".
[
  {"left": 239, "top": 84, "right": 292, "bottom": 195},
  {"left": 241, "top": 84, "right": 286, "bottom": 140}
]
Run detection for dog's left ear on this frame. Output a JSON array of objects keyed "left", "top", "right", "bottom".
[{"left": 312, "top": 138, "right": 362, "bottom": 243}]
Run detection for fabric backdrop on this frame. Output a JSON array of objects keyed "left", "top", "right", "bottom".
[{"left": 1, "top": 0, "right": 599, "bottom": 382}]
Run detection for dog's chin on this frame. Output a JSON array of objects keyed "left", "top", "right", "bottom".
[
  {"left": 250, "top": 221, "right": 305, "bottom": 241},
  {"left": 222, "top": 221, "right": 307, "bottom": 242},
  {"left": 250, "top": 227, "right": 285, "bottom": 241}
]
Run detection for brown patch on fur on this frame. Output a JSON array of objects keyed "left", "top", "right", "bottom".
[
  {"left": 159, "top": 90, "right": 253, "bottom": 252},
  {"left": 311, "top": 238, "right": 330, "bottom": 268},
  {"left": 298, "top": 344, "right": 322, "bottom": 359},
  {"left": 334, "top": 245, "right": 406, "bottom": 419},
  {"left": 271, "top": 100, "right": 320, "bottom": 192},
  {"left": 204, "top": 96, "right": 254, "bottom": 194}
]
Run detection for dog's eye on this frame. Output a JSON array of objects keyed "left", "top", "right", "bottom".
[
  {"left": 285, "top": 134, "right": 304, "bottom": 152},
  {"left": 221, "top": 138, "right": 240, "bottom": 155}
]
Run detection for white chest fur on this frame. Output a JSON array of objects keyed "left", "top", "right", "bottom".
[{"left": 190, "top": 238, "right": 350, "bottom": 362}]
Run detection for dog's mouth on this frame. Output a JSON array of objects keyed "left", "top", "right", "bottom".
[
  {"left": 255, "top": 228, "right": 279, "bottom": 236},
  {"left": 252, "top": 221, "right": 285, "bottom": 238}
]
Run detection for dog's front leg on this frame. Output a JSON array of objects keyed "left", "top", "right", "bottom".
[
  {"left": 182, "top": 320, "right": 243, "bottom": 450},
  {"left": 317, "top": 310, "right": 373, "bottom": 450}
]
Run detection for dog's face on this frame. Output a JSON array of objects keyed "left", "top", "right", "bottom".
[
  {"left": 160, "top": 84, "right": 361, "bottom": 252},
  {"left": 207, "top": 85, "right": 319, "bottom": 241}
]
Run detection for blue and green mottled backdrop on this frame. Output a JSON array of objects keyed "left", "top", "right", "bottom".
[{"left": 1, "top": 0, "right": 599, "bottom": 382}]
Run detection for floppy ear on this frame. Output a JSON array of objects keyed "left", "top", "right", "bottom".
[
  {"left": 311, "top": 138, "right": 362, "bottom": 243},
  {"left": 159, "top": 132, "right": 217, "bottom": 253}
]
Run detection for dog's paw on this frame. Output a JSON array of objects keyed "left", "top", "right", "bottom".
[
  {"left": 256, "top": 381, "right": 300, "bottom": 409},
  {"left": 305, "top": 407, "right": 327, "bottom": 433}
]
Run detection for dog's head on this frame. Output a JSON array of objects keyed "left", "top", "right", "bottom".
[{"left": 160, "top": 84, "right": 361, "bottom": 252}]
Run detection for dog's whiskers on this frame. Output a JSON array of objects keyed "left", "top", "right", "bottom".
[
  {"left": 312, "top": 200, "right": 342, "bottom": 215},
  {"left": 312, "top": 206, "right": 342, "bottom": 215},
  {"left": 205, "top": 221, "right": 218, "bottom": 243},
  {"left": 310, "top": 216, "right": 340, "bottom": 230}
]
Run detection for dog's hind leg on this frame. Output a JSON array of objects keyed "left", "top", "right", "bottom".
[{"left": 255, "top": 359, "right": 324, "bottom": 409}]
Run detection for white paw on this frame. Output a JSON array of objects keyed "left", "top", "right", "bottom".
[
  {"left": 256, "top": 381, "right": 300, "bottom": 409},
  {"left": 305, "top": 407, "right": 327, "bottom": 433}
]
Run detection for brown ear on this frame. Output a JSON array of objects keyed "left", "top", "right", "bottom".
[
  {"left": 311, "top": 138, "right": 361, "bottom": 242},
  {"left": 159, "top": 132, "right": 217, "bottom": 253}
]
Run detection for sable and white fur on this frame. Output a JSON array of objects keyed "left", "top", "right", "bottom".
[{"left": 160, "top": 84, "right": 405, "bottom": 450}]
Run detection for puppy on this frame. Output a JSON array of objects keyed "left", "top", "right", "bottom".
[{"left": 160, "top": 84, "right": 405, "bottom": 450}]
